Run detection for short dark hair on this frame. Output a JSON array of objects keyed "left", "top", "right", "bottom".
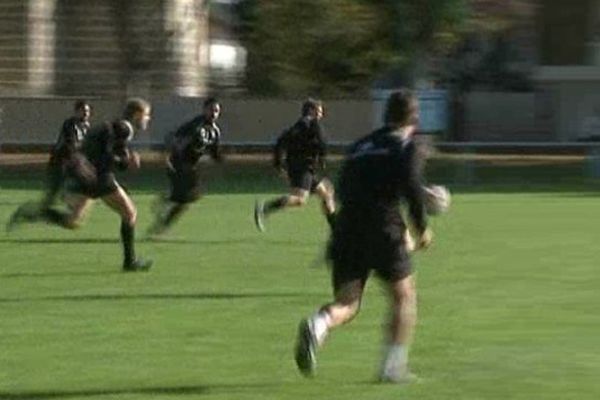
[
  {"left": 74, "top": 99, "right": 90, "bottom": 112},
  {"left": 123, "top": 98, "right": 150, "bottom": 119},
  {"left": 384, "top": 89, "right": 418, "bottom": 127},
  {"left": 203, "top": 97, "right": 219, "bottom": 108},
  {"left": 301, "top": 98, "right": 322, "bottom": 117}
]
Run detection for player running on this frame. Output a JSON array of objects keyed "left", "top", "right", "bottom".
[
  {"left": 254, "top": 98, "right": 335, "bottom": 232},
  {"left": 294, "top": 90, "right": 432, "bottom": 383},
  {"left": 7, "top": 100, "right": 92, "bottom": 229},
  {"left": 8, "top": 98, "right": 154, "bottom": 272},
  {"left": 147, "top": 97, "right": 223, "bottom": 237},
  {"left": 44, "top": 100, "right": 93, "bottom": 208}
]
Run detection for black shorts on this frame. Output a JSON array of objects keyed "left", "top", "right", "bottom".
[
  {"left": 167, "top": 167, "right": 201, "bottom": 204},
  {"left": 287, "top": 166, "right": 321, "bottom": 192},
  {"left": 67, "top": 172, "right": 118, "bottom": 199},
  {"left": 46, "top": 159, "right": 67, "bottom": 195},
  {"left": 327, "top": 211, "right": 412, "bottom": 291}
]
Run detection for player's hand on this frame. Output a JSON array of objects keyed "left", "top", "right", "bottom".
[
  {"left": 129, "top": 151, "right": 141, "bottom": 169},
  {"left": 417, "top": 228, "right": 433, "bottom": 250}
]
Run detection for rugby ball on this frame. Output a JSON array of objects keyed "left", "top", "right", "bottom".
[{"left": 423, "top": 185, "right": 451, "bottom": 215}]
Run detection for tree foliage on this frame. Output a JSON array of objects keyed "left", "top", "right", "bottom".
[{"left": 238, "top": 0, "right": 470, "bottom": 96}]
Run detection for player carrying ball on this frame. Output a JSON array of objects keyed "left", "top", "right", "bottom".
[{"left": 294, "top": 89, "right": 433, "bottom": 383}]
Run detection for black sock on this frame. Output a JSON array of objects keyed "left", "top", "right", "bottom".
[
  {"left": 163, "top": 203, "right": 186, "bottom": 228},
  {"left": 264, "top": 197, "right": 287, "bottom": 215},
  {"left": 325, "top": 211, "right": 336, "bottom": 230},
  {"left": 42, "top": 208, "right": 69, "bottom": 227},
  {"left": 121, "top": 222, "right": 135, "bottom": 266}
]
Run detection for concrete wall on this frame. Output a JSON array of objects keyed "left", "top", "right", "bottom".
[
  {"left": 0, "top": 97, "right": 374, "bottom": 146},
  {"left": 1, "top": 92, "right": 583, "bottom": 146},
  {"left": 536, "top": 66, "right": 600, "bottom": 141},
  {"left": 464, "top": 92, "right": 551, "bottom": 141},
  {"left": 553, "top": 82, "right": 600, "bottom": 141}
]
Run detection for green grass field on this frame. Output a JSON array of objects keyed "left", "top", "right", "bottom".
[{"left": 1, "top": 158, "right": 599, "bottom": 400}]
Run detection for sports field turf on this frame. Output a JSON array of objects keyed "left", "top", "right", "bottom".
[{"left": 1, "top": 157, "right": 599, "bottom": 399}]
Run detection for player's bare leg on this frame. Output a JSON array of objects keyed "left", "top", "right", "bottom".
[
  {"left": 102, "top": 185, "right": 152, "bottom": 272},
  {"left": 295, "top": 279, "right": 364, "bottom": 376},
  {"left": 62, "top": 193, "right": 94, "bottom": 229},
  {"left": 314, "top": 179, "right": 336, "bottom": 229},
  {"left": 404, "top": 229, "right": 416, "bottom": 252},
  {"left": 7, "top": 193, "right": 92, "bottom": 232},
  {"left": 255, "top": 188, "right": 309, "bottom": 232},
  {"left": 380, "top": 275, "right": 418, "bottom": 383}
]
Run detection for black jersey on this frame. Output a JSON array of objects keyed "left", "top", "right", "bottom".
[
  {"left": 337, "top": 126, "right": 427, "bottom": 233},
  {"left": 168, "top": 115, "right": 222, "bottom": 168},
  {"left": 274, "top": 118, "right": 326, "bottom": 171},
  {"left": 50, "top": 117, "right": 89, "bottom": 162},
  {"left": 80, "top": 119, "right": 135, "bottom": 175}
]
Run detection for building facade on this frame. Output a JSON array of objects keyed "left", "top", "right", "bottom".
[{"left": 0, "top": 0, "right": 209, "bottom": 97}]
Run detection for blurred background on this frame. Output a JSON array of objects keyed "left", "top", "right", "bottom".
[{"left": 0, "top": 0, "right": 599, "bottom": 149}]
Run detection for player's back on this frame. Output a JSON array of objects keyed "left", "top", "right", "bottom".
[
  {"left": 81, "top": 123, "right": 110, "bottom": 168},
  {"left": 278, "top": 119, "right": 325, "bottom": 168},
  {"left": 337, "top": 126, "right": 418, "bottom": 216}
]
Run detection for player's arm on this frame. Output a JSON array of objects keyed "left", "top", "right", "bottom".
[
  {"left": 112, "top": 122, "right": 136, "bottom": 170},
  {"left": 209, "top": 126, "right": 224, "bottom": 163},
  {"left": 168, "top": 120, "right": 194, "bottom": 166},
  {"left": 314, "top": 122, "right": 327, "bottom": 170},
  {"left": 59, "top": 118, "right": 79, "bottom": 160},
  {"left": 403, "top": 142, "right": 430, "bottom": 248}
]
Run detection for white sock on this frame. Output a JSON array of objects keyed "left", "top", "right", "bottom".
[
  {"left": 381, "top": 344, "right": 408, "bottom": 376},
  {"left": 310, "top": 310, "right": 331, "bottom": 346}
]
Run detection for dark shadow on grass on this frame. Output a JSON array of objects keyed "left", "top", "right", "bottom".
[
  {"left": 0, "top": 200, "right": 30, "bottom": 206},
  {"left": 264, "top": 237, "right": 324, "bottom": 246},
  {"left": 1, "top": 236, "right": 259, "bottom": 246},
  {"left": 0, "top": 270, "right": 119, "bottom": 279},
  {"left": 141, "top": 237, "right": 257, "bottom": 245},
  {"left": 0, "top": 291, "right": 312, "bottom": 303},
  {"left": 144, "top": 237, "right": 320, "bottom": 246},
  {"left": 4, "top": 159, "right": 600, "bottom": 195},
  {"left": 540, "top": 191, "right": 600, "bottom": 198},
  {"left": 0, "top": 237, "right": 120, "bottom": 244},
  {"left": 0, "top": 236, "right": 321, "bottom": 246},
  {"left": 0, "top": 382, "right": 277, "bottom": 399}
]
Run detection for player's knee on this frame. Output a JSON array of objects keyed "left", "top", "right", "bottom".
[
  {"left": 318, "top": 180, "right": 334, "bottom": 196},
  {"left": 326, "top": 183, "right": 335, "bottom": 197},
  {"left": 393, "top": 280, "right": 416, "bottom": 306},
  {"left": 130, "top": 208, "right": 138, "bottom": 225},
  {"left": 297, "top": 195, "right": 309, "bottom": 206},
  {"left": 336, "top": 297, "right": 360, "bottom": 315},
  {"left": 124, "top": 206, "right": 137, "bottom": 226},
  {"left": 322, "top": 192, "right": 335, "bottom": 208},
  {"left": 347, "top": 300, "right": 361, "bottom": 316},
  {"left": 326, "top": 189, "right": 335, "bottom": 203},
  {"left": 339, "top": 300, "right": 361, "bottom": 322},
  {"left": 324, "top": 300, "right": 360, "bottom": 325},
  {"left": 289, "top": 194, "right": 308, "bottom": 206},
  {"left": 64, "top": 216, "right": 83, "bottom": 230}
]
